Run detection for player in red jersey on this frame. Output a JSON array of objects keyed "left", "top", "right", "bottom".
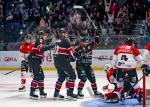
[
  {"left": 104, "top": 38, "right": 148, "bottom": 103},
  {"left": 18, "top": 35, "right": 34, "bottom": 92}
]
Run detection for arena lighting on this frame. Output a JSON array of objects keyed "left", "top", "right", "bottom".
[
  {"left": 73, "top": 5, "right": 97, "bottom": 30},
  {"left": 73, "top": 5, "right": 83, "bottom": 9}
]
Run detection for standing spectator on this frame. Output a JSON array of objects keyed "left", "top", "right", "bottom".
[
  {"left": 146, "top": 8, "right": 150, "bottom": 20},
  {"left": 104, "top": 0, "right": 111, "bottom": 13},
  {"left": 107, "top": 12, "right": 114, "bottom": 25},
  {"left": 111, "top": 0, "right": 118, "bottom": 18}
]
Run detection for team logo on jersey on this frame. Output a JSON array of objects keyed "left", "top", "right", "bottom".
[
  {"left": 118, "top": 62, "right": 122, "bottom": 66},
  {"left": 117, "top": 62, "right": 125, "bottom": 66}
]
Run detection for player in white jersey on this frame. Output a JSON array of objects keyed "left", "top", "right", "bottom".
[
  {"left": 104, "top": 38, "right": 148, "bottom": 103},
  {"left": 142, "top": 43, "right": 150, "bottom": 76}
]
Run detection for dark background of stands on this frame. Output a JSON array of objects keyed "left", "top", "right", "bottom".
[{"left": 0, "top": 0, "right": 150, "bottom": 50}]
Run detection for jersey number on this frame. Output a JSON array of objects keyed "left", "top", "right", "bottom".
[{"left": 121, "top": 55, "right": 128, "bottom": 61}]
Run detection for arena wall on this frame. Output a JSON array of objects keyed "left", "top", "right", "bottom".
[{"left": 0, "top": 50, "right": 144, "bottom": 71}]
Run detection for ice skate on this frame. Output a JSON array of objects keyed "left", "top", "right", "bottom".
[
  {"left": 40, "top": 91, "right": 47, "bottom": 98},
  {"left": 53, "top": 93, "right": 64, "bottom": 100},
  {"left": 66, "top": 94, "right": 78, "bottom": 101},
  {"left": 18, "top": 86, "right": 26, "bottom": 92},
  {"left": 30, "top": 92, "right": 39, "bottom": 100}
]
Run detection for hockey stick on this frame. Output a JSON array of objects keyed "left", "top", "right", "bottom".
[
  {"left": 4, "top": 68, "right": 21, "bottom": 75},
  {"left": 126, "top": 75, "right": 144, "bottom": 97},
  {"left": 86, "top": 87, "right": 95, "bottom": 97}
]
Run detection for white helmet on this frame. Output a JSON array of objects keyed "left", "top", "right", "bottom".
[{"left": 104, "top": 64, "right": 112, "bottom": 73}]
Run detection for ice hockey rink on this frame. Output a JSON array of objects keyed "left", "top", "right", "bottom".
[{"left": 0, "top": 70, "right": 150, "bottom": 107}]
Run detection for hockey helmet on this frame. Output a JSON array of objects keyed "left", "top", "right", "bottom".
[
  {"left": 124, "top": 37, "right": 134, "bottom": 45},
  {"left": 39, "top": 30, "right": 46, "bottom": 36},
  {"left": 60, "top": 28, "right": 67, "bottom": 39},
  {"left": 60, "top": 28, "right": 66, "bottom": 33},
  {"left": 80, "top": 38, "right": 87, "bottom": 42},
  {"left": 104, "top": 64, "right": 112, "bottom": 73},
  {"left": 25, "top": 35, "right": 31, "bottom": 40}
]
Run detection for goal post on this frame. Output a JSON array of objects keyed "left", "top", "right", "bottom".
[
  {"left": 143, "top": 74, "right": 146, "bottom": 107},
  {"left": 142, "top": 73, "right": 150, "bottom": 107}
]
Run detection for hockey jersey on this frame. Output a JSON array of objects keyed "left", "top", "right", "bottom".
[
  {"left": 54, "top": 38, "right": 74, "bottom": 63},
  {"left": 74, "top": 42, "right": 94, "bottom": 65},
  {"left": 20, "top": 42, "right": 34, "bottom": 61},
  {"left": 31, "top": 38, "right": 54, "bottom": 59},
  {"left": 112, "top": 44, "right": 144, "bottom": 69},
  {"left": 143, "top": 43, "right": 150, "bottom": 64}
]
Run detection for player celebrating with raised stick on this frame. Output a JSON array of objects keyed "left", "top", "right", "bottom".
[
  {"left": 18, "top": 35, "right": 34, "bottom": 92},
  {"left": 28, "top": 31, "right": 55, "bottom": 100},
  {"left": 74, "top": 37, "right": 102, "bottom": 98}
]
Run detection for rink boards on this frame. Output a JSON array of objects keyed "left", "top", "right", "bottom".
[{"left": 0, "top": 50, "right": 146, "bottom": 71}]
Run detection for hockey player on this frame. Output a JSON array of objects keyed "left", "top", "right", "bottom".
[
  {"left": 143, "top": 43, "right": 150, "bottom": 62},
  {"left": 74, "top": 37, "right": 102, "bottom": 98},
  {"left": 28, "top": 31, "right": 54, "bottom": 99},
  {"left": 142, "top": 43, "right": 150, "bottom": 76},
  {"left": 53, "top": 28, "right": 77, "bottom": 100},
  {"left": 18, "top": 35, "right": 34, "bottom": 91},
  {"left": 104, "top": 37, "right": 149, "bottom": 102}
]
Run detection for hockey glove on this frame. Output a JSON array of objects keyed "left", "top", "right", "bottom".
[
  {"left": 141, "top": 64, "right": 150, "bottom": 76},
  {"left": 69, "top": 55, "right": 76, "bottom": 62},
  {"left": 40, "top": 44, "right": 55, "bottom": 52}
]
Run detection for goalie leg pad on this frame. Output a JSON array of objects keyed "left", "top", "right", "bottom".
[{"left": 104, "top": 92, "right": 120, "bottom": 103}]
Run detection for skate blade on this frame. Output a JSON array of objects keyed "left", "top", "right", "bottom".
[
  {"left": 77, "top": 96, "right": 84, "bottom": 99},
  {"left": 40, "top": 95, "right": 47, "bottom": 98},
  {"left": 53, "top": 97, "right": 65, "bottom": 100},
  {"left": 94, "top": 94, "right": 104, "bottom": 98},
  {"left": 30, "top": 96, "right": 39, "bottom": 100},
  {"left": 66, "top": 97, "right": 77, "bottom": 101},
  {"left": 18, "top": 89, "right": 26, "bottom": 92}
]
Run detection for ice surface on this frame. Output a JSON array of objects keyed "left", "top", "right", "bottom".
[{"left": 0, "top": 71, "right": 149, "bottom": 107}]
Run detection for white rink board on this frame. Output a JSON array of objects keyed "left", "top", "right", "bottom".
[{"left": 0, "top": 49, "right": 147, "bottom": 68}]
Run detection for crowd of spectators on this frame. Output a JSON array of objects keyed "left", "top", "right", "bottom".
[{"left": 0, "top": 0, "right": 150, "bottom": 49}]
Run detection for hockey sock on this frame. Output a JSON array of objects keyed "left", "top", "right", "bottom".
[
  {"left": 21, "top": 72, "right": 26, "bottom": 86},
  {"left": 91, "top": 83, "right": 97, "bottom": 92},
  {"left": 21, "top": 79, "right": 26, "bottom": 86},
  {"left": 54, "top": 82, "right": 62, "bottom": 94},
  {"left": 78, "top": 81, "right": 85, "bottom": 93},
  {"left": 66, "top": 81, "right": 75, "bottom": 95},
  {"left": 30, "top": 81, "right": 38, "bottom": 93},
  {"left": 38, "top": 81, "right": 44, "bottom": 93}
]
